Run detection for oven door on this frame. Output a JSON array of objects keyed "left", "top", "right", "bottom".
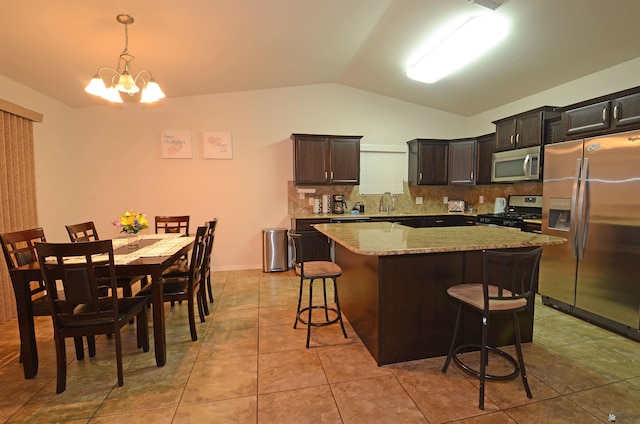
[{"left": 492, "top": 146, "right": 541, "bottom": 182}]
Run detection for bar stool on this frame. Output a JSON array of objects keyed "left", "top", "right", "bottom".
[
  {"left": 441, "top": 247, "right": 542, "bottom": 410},
  {"left": 289, "top": 230, "right": 347, "bottom": 348}
]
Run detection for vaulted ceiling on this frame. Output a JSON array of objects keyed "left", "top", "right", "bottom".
[{"left": 2, "top": 0, "right": 639, "bottom": 116}]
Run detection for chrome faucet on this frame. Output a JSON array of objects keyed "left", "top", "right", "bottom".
[{"left": 379, "top": 192, "right": 396, "bottom": 213}]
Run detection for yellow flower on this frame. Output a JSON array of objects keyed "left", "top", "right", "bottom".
[{"left": 113, "top": 210, "right": 149, "bottom": 234}]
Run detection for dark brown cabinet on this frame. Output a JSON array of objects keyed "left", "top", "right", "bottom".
[
  {"left": 563, "top": 89, "right": 640, "bottom": 139},
  {"left": 290, "top": 218, "right": 331, "bottom": 261},
  {"left": 475, "top": 133, "right": 495, "bottom": 184},
  {"left": 448, "top": 138, "right": 476, "bottom": 185},
  {"left": 407, "top": 139, "right": 448, "bottom": 185},
  {"left": 494, "top": 106, "right": 559, "bottom": 152},
  {"left": 292, "top": 134, "right": 361, "bottom": 185}
]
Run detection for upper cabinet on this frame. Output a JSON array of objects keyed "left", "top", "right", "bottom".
[
  {"left": 494, "top": 106, "right": 560, "bottom": 152},
  {"left": 475, "top": 133, "right": 495, "bottom": 184},
  {"left": 448, "top": 138, "right": 476, "bottom": 185},
  {"left": 407, "top": 139, "right": 448, "bottom": 185},
  {"left": 292, "top": 134, "right": 362, "bottom": 185},
  {"left": 562, "top": 88, "right": 640, "bottom": 139}
]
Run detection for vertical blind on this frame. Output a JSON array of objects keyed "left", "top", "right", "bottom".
[{"left": 0, "top": 101, "right": 42, "bottom": 324}]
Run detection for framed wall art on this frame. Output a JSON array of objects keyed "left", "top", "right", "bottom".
[
  {"left": 203, "top": 131, "right": 233, "bottom": 159},
  {"left": 161, "top": 130, "right": 192, "bottom": 159}
]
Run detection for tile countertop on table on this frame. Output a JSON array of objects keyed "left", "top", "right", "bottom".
[{"left": 314, "top": 221, "right": 565, "bottom": 256}]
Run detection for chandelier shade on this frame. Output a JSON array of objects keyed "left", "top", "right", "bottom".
[{"left": 85, "top": 14, "right": 165, "bottom": 103}]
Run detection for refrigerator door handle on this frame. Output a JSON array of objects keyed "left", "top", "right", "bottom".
[
  {"left": 570, "top": 158, "right": 582, "bottom": 259},
  {"left": 577, "top": 157, "right": 589, "bottom": 259}
]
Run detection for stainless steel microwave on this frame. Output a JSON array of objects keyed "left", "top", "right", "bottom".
[{"left": 491, "top": 145, "right": 541, "bottom": 182}]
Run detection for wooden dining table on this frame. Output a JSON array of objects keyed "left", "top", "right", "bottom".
[{"left": 9, "top": 233, "right": 194, "bottom": 379}]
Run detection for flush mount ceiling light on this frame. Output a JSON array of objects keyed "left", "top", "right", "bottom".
[
  {"left": 407, "top": 13, "right": 509, "bottom": 84},
  {"left": 85, "top": 14, "right": 165, "bottom": 103}
]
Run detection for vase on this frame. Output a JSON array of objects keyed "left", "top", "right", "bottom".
[{"left": 127, "top": 233, "right": 140, "bottom": 250}]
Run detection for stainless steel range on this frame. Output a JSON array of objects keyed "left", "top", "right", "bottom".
[{"left": 477, "top": 195, "right": 542, "bottom": 230}]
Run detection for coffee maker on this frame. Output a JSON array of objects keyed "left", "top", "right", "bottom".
[{"left": 332, "top": 194, "right": 346, "bottom": 214}]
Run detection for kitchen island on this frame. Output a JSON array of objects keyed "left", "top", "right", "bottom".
[{"left": 314, "top": 222, "right": 566, "bottom": 365}]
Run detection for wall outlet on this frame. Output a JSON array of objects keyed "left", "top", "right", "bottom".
[
  {"left": 308, "top": 197, "right": 315, "bottom": 205},
  {"left": 443, "top": 196, "right": 448, "bottom": 204},
  {"left": 416, "top": 197, "right": 423, "bottom": 205},
  {"left": 479, "top": 195, "right": 484, "bottom": 204}
]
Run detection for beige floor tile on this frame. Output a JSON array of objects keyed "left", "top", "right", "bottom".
[
  {"left": 331, "top": 375, "right": 428, "bottom": 424},
  {"left": 181, "top": 355, "right": 257, "bottom": 404},
  {"left": 89, "top": 407, "right": 176, "bottom": 423},
  {"left": 316, "top": 342, "right": 391, "bottom": 384},
  {"left": 504, "top": 396, "right": 602, "bottom": 423},
  {"left": 174, "top": 396, "right": 257, "bottom": 423},
  {"left": 258, "top": 349, "right": 327, "bottom": 394},
  {"left": 198, "top": 327, "right": 259, "bottom": 360},
  {"left": 258, "top": 385, "right": 342, "bottom": 423},
  {"left": 258, "top": 323, "right": 309, "bottom": 353},
  {"left": 209, "top": 307, "right": 260, "bottom": 331},
  {"left": 566, "top": 376, "right": 640, "bottom": 422}
]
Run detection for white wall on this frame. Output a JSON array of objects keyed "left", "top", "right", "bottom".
[
  {"left": 2, "top": 57, "right": 640, "bottom": 270},
  {"left": 1, "top": 79, "right": 465, "bottom": 270}
]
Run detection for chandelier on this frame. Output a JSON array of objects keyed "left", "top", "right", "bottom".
[{"left": 85, "top": 14, "right": 165, "bottom": 104}]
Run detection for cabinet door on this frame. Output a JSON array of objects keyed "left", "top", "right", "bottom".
[
  {"left": 475, "top": 133, "right": 495, "bottom": 184},
  {"left": 515, "top": 111, "right": 543, "bottom": 148},
  {"left": 563, "top": 100, "right": 610, "bottom": 138},
  {"left": 612, "top": 92, "right": 640, "bottom": 129},
  {"left": 448, "top": 139, "right": 476, "bottom": 185},
  {"left": 495, "top": 119, "right": 516, "bottom": 152},
  {"left": 419, "top": 141, "right": 448, "bottom": 185},
  {"left": 329, "top": 138, "right": 360, "bottom": 184},
  {"left": 293, "top": 136, "right": 329, "bottom": 184}
]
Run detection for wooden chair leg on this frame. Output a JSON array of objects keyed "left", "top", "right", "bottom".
[
  {"left": 114, "top": 330, "right": 124, "bottom": 387},
  {"left": 306, "top": 279, "right": 314, "bottom": 348},
  {"left": 294, "top": 277, "right": 304, "bottom": 329},
  {"left": 207, "top": 275, "right": 214, "bottom": 303},
  {"left": 55, "top": 338, "right": 67, "bottom": 394},
  {"left": 188, "top": 295, "right": 197, "bottom": 341},
  {"left": 73, "top": 337, "right": 85, "bottom": 360},
  {"left": 87, "top": 336, "right": 96, "bottom": 357}
]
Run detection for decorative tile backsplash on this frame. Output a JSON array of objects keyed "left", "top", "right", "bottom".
[{"left": 288, "top": 181, "right": 542, "bottom": 216}]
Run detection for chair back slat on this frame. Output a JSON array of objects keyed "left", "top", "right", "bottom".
[
  {"left": 65, "top": 221, "right": 99, "bottom": 242},
  {"left": 155, "top": 216, "right": 190, "bottom": 236}
]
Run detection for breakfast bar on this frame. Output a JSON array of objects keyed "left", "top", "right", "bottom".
[{"left": 314, "top": 222, "right": 566, "bottom": 365}]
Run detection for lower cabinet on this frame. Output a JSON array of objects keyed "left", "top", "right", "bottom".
[{"left": 290, "top": 218, "right": 331, "bottom": 261}]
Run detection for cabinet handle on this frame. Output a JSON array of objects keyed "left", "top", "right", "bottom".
[
  {"left": 470, "top": 171, "right": 474, "bottom": 180},
  {"left": 325, "top": 172, "right": 328, "bottom": 180},
  {"left": 510, "top": 135, "right": 514, "bottom": 145},
  {"left": 330, "top": 171, "right": 334, "bottom": 180},
  {"left": 435, "top": 219, "right": 444, "bottom": 224},
  {"left": 515, "top": 133, "right": 520, "bottom": 144},
  {"left": 602, "top": 107, "right": 607, "bottom": 123},
  {"left": 419, "top": 172, "right": 423, "bottom": 182},
  {"left": 613, "top": 105, "right": 619, "bottom": 120}
]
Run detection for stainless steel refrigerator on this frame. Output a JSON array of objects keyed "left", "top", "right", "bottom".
[{"left": 539, "top": 129, "right": 640, "bottom": 340}]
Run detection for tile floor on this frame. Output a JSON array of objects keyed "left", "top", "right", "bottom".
[{"left": 0, "top": 269, "right": 639, "bottom": 423}]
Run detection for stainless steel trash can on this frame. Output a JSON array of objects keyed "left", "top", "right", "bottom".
[{"left": 262, "top": 228, "right": 288, "bottom": 272}]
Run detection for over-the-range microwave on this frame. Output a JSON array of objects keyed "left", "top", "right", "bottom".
[{"left": 491, "top": 145, "right": 541, "bottom": 183}]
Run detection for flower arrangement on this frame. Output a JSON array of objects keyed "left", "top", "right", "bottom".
[{"left": 113, "top": 210, "right": 149, "bottom": 234}]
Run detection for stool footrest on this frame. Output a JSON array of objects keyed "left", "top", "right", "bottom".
[
  {"left": 296, "top": 305, "right": 341, "bottom": 327},
  {"left": 452, "top": 344, "right": 520, "bottom": 381}
]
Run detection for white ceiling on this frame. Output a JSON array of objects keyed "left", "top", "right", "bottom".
[{"left": 2, "top": 0, "right": 640, "bottom": 116}]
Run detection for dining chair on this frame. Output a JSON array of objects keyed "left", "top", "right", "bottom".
[
  {"left": 441, "top": 247, "right": 542, "bottom": 410},
  {"left": 137, "top": 225, "right": 207, "bottom": 341},
  {"left": 155, "top": 215, "right": 190, "bottom": 278},
  {"left": 155, "top": 215, "right": 190, "bottom": 235},
  {"left": 289, "top": 229, "right": 348, "bottom": 348},
  {"left": 65, "top": 221, "right": 147, "bottom": 297},
  {"left": 1, "top": 227, "right": 93, "bottom": 360},
  {"left": 35, "top": 239, "right": 150, "bottom": 393},
  {"left": 202, "top": 218, "right": 218, "bottom": 311}
]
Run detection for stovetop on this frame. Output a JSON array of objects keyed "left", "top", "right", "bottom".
[{"left": 477, "top": 195, "right": 542, "bottom": 229}]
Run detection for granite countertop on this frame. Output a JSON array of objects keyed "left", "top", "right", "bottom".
[
  {"left": 291, "top": 211, "right": 478, "bottom": 220},
  {"left": 314, "top": 221, "right": 565, "bottom": 256}
]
